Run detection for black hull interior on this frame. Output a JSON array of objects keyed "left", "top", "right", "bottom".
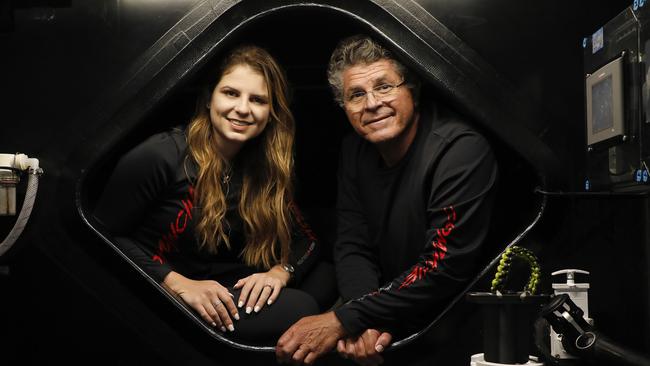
[{"left": 2, "top": 1, "right": 647, "bottom": 365}]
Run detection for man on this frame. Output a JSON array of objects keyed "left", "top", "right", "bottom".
[{"left": 276, "top": 35, "right": 497, "bottom": 365}]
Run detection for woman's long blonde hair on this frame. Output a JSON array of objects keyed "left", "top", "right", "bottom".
[{"left": 187, "top": 45, "right": 295, "bottom": 269}]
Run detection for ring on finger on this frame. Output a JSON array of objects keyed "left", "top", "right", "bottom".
[{"left": 214, "top": 299, "right": 222, "bottom": 306}]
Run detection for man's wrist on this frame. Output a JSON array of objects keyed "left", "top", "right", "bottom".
[{"left": 328, "top": 311, "right": 348, "bottom": 338}]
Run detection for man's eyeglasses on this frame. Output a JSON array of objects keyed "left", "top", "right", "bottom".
[{"left": 344, "top": 80, "right": 406, "bottom": 109}]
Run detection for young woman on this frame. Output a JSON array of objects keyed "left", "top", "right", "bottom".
[{"left": 93, "top": 45, "right": 334, "bottom": 343}]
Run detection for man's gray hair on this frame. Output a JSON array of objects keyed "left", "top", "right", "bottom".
[{"left": 327, "top": 35, "right": 421, "bottom": 106}]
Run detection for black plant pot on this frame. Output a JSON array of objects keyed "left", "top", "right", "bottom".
[{"left": 467, "top": 292, "right": 549, "bottom": 364}]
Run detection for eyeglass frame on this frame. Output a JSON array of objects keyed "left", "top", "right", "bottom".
[{"left": 343, "top": 79, "right": 407, "bottom": 109}]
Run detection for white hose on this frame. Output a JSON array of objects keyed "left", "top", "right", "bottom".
[{"left": 0, "top": 169, "right": 42, "bottom": 257}]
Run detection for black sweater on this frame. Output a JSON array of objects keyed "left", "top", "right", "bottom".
[
  {"left": 333, "top": 106, "right": 498, "bottom": 336},
  {"left": 93, "top": 128, "right": 319, "bottom": 287}
]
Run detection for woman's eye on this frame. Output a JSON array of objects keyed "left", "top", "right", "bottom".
[
  {"left": 251, "top": 96, "right": 268, "bottom": 104},
  {"left": 223, "top": 89, "right": 238, "bottom": 97}
]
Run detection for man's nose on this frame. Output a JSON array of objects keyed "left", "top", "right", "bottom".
[{"left": 364, "top": 92, "right": 382, "bottom": 110}]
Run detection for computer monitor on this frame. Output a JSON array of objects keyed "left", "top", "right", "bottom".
[{"left": 585, "top": 54, "right": 625, "bottom": 146}]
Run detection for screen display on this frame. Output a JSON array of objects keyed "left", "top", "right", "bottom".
[{"left": 591, "top": 75, "right": 614, "bottom": 134}]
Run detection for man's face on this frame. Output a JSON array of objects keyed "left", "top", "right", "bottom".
[{"left": 342, "top": 59, "right": 416, "bottom": 145}]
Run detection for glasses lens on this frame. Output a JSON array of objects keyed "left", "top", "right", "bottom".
[
  {"left": 348, "top": 92, "right": 365, "bottom": 104},
  {"left": 374, "top": 84, "right": 395, "bottom": 96},
  {"left": 345, "top": 81, "right": 403, "bottom": 110}
]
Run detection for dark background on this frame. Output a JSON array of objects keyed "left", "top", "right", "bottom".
[{"left": 1, "top": 0, "right": 645, "bottom": 365}]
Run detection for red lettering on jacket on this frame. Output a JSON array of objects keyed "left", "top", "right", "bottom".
[
  {"left": 153, "top": 186, "right": 194, "bottom": 264},
  {"left": 290, "top": 202, "right": 318, "bottom": 242},
  {"left": 399, "top": 206, "right": 456, "bottom": 289}
]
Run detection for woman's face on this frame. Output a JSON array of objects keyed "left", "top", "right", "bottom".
[{"left": 208, "top": 64, "right": 271, "bottom": 157}]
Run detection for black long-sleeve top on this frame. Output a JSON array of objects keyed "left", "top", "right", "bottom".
[
  {"left": 93, "top": 127, "right": 319, "bottom": 287},
  {"left": 333, "top": 105, "right": 498, "bottom": 336}
]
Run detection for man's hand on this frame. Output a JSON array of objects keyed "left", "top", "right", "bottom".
[
  {"left": 276, "top": 312, "right": 346, "bottom": 365},
  {"left": 336, "top": 329, "right": 392, "bottom": 366}
]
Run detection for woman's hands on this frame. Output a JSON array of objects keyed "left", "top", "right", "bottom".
[
  {"left": 234, "top": 264, "right": 291, "bottom": 314},
  {"left": 162, "top": 265, "right": 289, "bottom": 331},
  {"left": 163, "top": 271, "right": 239, "bottom": 332}
]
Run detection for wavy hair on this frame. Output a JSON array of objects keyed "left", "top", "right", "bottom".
[
  {"left": 327, "top": 35, "right": 421, "bottom": 106},
  {"left": 187, "top": 45, "right": 294, "bottom": 269}
]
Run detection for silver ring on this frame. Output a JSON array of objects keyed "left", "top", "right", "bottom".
[
  {"left": 264, "top": 284, "right": 273, "bottom": 289},
  {"left": 214, "top": 299, "right": 222, "bottom": 306}
]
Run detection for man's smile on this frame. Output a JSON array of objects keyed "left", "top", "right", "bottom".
[{"left": 363, "top": 114, "right": 392, "bottom": 126}]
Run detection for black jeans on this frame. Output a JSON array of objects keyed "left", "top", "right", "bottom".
[{"left": 226, "top": 261, "right": 338, "bottom": 344}]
